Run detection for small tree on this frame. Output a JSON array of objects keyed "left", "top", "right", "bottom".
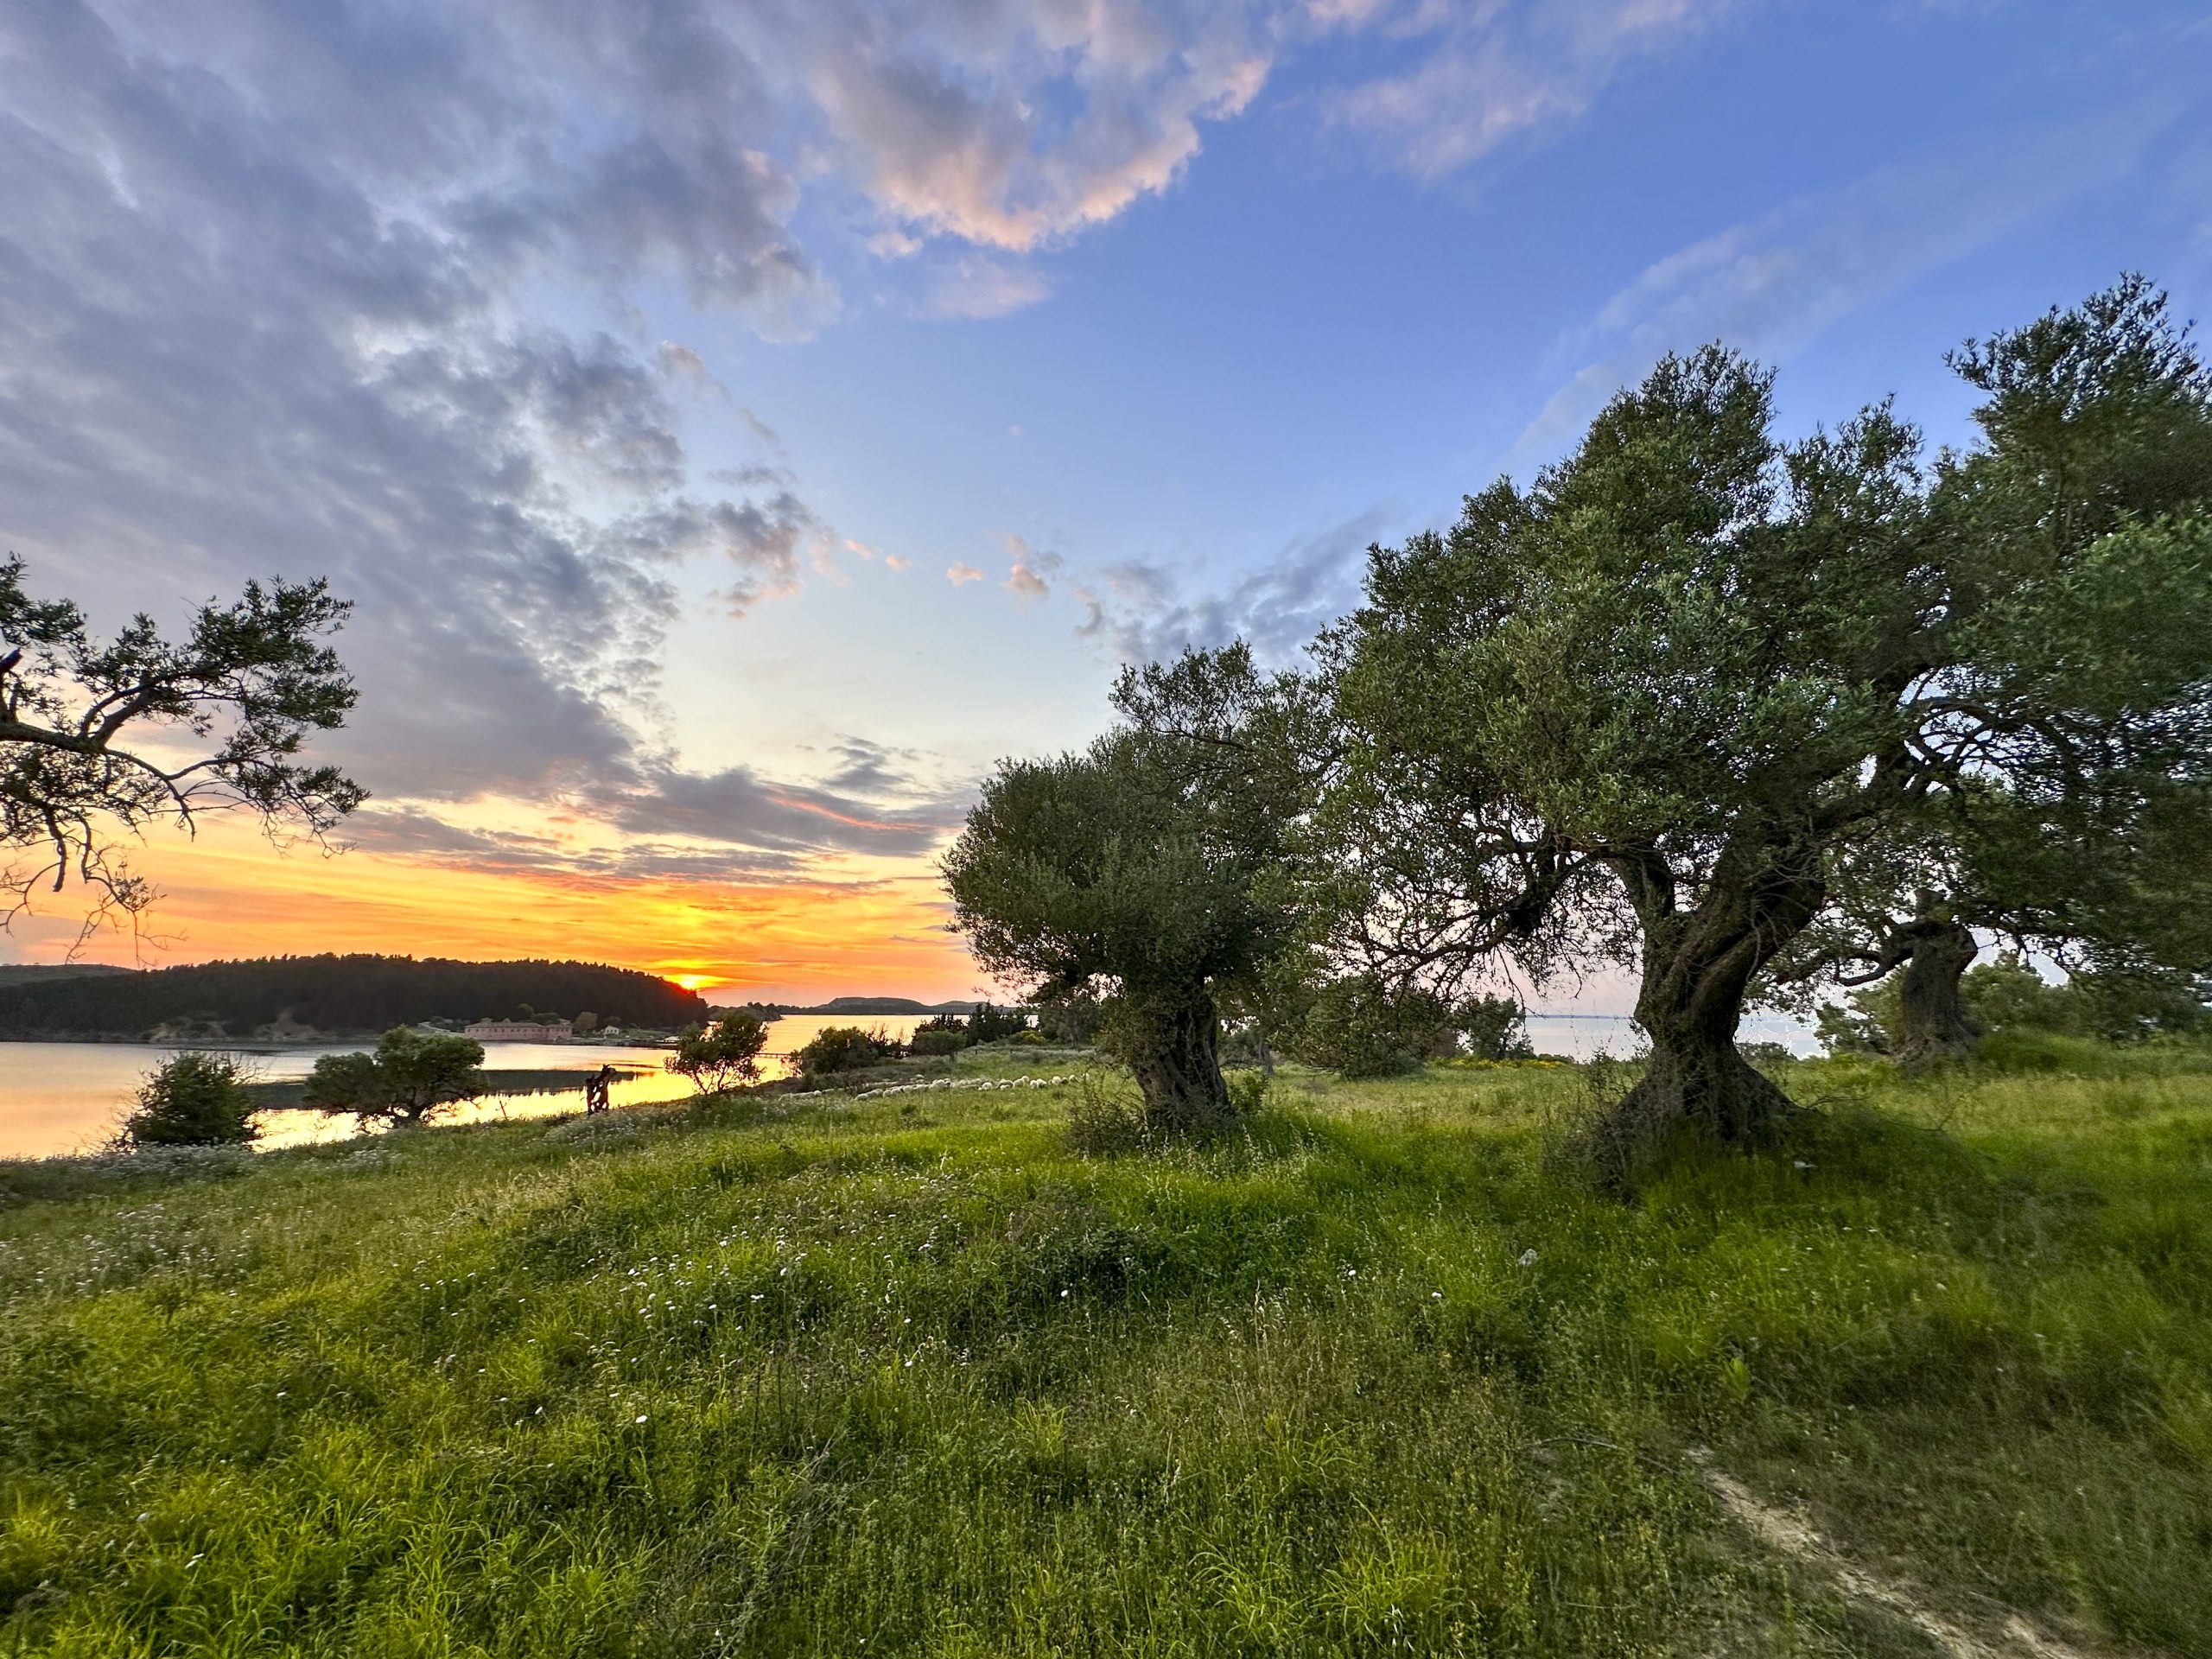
[
  {"left": 301, "top": 1027, "right": 485, "bottom": 1128},
  {"left": 572, "top": 1011, "right": 599, "bottom": 1034},
  {"left": 0, "top": 560, "right": 363, "bottom": 941},
  {"left": 796, "top": 1024, "right": 890, "bottom": 1077},
  {"left": 1033, "top": 991, "right": 1106, "bottom": 1045},
  {"left": 665, "top": 1011, "right": 769, "bottom": 1093},
  {"left": 1288, "top": 974, "right": 1462, "bottom": 1078},
  {"left": 966, "top": 1001, "right": 1028, "bottom": 1043},
  {"left": 949, "top": 651, "right": 1307, "bottom": 1130},
  {"left": 1461, "top": 994, "right": 1535, "bottom": 1061},
  {"left": 123, "top": 1052, "right": 259, "bottom": 1147}
]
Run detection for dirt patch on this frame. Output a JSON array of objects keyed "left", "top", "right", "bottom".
[{"left": 1690, "top": 1451, "right": 2109, "bottom": 1659}]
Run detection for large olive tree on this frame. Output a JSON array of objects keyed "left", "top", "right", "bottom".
[
  {"left": 1319, "top": 279, "right": 2212, "bottom": 1158},
  {"left": 1772, "top": 282, "right": 2212, "bottom": 1060},
  {"left": 944, "top": 646, "right": 1304, "bottom": 1132}
]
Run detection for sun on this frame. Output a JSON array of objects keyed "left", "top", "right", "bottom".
[{"left": 668, "top": 971, "right": 723, "bottom": 993}]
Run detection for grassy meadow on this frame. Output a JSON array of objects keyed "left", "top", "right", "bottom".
[{"left": 1, "top": 1043, "right": 2208, "bottom": 1656}]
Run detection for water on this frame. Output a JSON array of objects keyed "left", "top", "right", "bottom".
[{"left": 0, "top": 1014, "right": 925, "bottom": 1160}]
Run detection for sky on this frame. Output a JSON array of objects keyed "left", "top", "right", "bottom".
[{"left": 2, "top": 0, "right": 2209, "bottom": 1004}]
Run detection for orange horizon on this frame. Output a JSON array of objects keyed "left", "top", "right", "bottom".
[{"left": 2, "top": 817, "right": 995, "bottom": 1007}]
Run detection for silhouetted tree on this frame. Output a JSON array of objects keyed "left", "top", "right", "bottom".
[
  {"left": 302, "top": 1028, "right": 486, "bottom": 1128},
  {"left": 665, "top": 1011, "right": 769, "bottom": 1092},
  {"left": 0, "top": 559, "right": 363, "bottom": 941}
]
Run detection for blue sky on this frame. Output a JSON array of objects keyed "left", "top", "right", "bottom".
[{"left": 3, "top": 0, "right": 2209, "bottom": 996}]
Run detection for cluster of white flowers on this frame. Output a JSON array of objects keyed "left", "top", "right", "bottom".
[{"left": 855, "top": 1074, "right": 1078, "bottom": 1102}]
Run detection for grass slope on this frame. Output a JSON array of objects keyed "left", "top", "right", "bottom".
[{"left": 1, "top": 1048, "right": 2207, "bottom": 1656}]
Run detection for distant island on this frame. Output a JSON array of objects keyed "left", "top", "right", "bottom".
[
  {"left": 0, "top": 955, "right": 709, "bottom": 1043},
  {"left": 713, "top": 996, "right": 988, "bottom": 1019}
]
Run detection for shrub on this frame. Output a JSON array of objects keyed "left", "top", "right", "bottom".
[
  {"left": 909, "top": 1027, "right": 968, "bottom": 1057},
  {"left": 122, "top": 1052, "right": 259, "bottom": 1147},
  {"left": 796, "top": 1024, "right": 891, "bottom": 1077},
  {"left": 1290, "top": 976, "right": 1463, "bottom": 1078},
  {"left": 665, "top": 1011, "right": 769, "bottom": 1092},
  {"left": 967, "top": 1001, "right": 1030, "bottom": 1043}
]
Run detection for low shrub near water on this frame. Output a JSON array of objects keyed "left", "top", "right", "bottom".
[{"left": 118, "top": 1052, "right": 260, "bottom": 1147}]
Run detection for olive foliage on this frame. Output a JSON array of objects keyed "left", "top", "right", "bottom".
[
  {"left": 1319, "top": 278, "right": 2212, "bottom": 1163},
  {"left": 944, "top": 645, "right": 1305, "bottom": 1131},
  {"left": 0, "top": 560, "right": 364, "bottom": 940}
]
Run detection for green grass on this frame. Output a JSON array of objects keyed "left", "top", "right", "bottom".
[{"left": 1, "top": 1047, "right": 2208, "bottom": 1656}]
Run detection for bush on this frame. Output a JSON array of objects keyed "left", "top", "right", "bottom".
[
  {"left": 967, "top": 1001, "right": 1031, "bottom": 1043},
  {"left": 796, "top": 1024, "right": 892, "bottom": 1077},
  {"left": 665, "top": 1012, "right": 769, "bottom": 1092},
  {"left": 909, "top": 1027, "right": 968, "bottom": 1056},
  {"left": 122, "top": 1052, "right": 259, "bottom": 1147},
  {"left": 1290, "top": 976, "right": 1463, "bottom": 1077}
]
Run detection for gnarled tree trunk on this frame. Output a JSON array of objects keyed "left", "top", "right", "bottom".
[
  {"left": 1124, "top": 985, "right": 1233, "bottom": 1134},
  {"left": 1598, "top": 842, "right": 1823, "bottom": 1171},
  {"left": 1892, "top": 915, "right": 1980, "bottom": 1066}
]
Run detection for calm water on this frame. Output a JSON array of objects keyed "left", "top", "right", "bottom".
[{"left": 0, "top": 1014, "right": 924, "bottom": 1160}]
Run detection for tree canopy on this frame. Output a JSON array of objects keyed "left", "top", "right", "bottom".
[
  {"left": 944, "top": 645, "right": 1306, "bottom": 1130},
  {"left": 301, "top": 1028, "right": 486, "bottom": 1128},
  {"left": 0, "top": 560, "right": 364, "bottom": 940},
  {"left": 1317, "top": 277, "right": 2212, "bottom": 1164}
]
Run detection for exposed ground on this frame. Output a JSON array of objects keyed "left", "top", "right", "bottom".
[{"left": 2, "top": 1038, "right": 2206, "bottom": 1656}]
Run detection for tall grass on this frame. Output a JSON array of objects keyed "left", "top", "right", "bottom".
[{"left": 2, "top": 1048, "right": 2207, "bottom": 1656}]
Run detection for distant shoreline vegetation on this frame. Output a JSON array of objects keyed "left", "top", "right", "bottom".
[{"left": 0, "top": 956, "right": 709, "bottom": 1044}]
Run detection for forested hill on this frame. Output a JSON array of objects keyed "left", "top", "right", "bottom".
[{"left": 0, "top": 956, "right": 709, "bottom": 1041}]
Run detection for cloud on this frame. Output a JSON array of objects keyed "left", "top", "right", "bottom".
[
  {"left": 883, "top": 553, "right": 914, "bottom": 572},
  {"left": 1001, "top": 533, "right": 1063, "bottom": 605},
  {"left": 0, "top": 0, "right": 849, "bottom": 814},
  {"left": 1327, "top": 0, "right": 1757, "bottom": 178},
  {"left": 1074, "top": 505, "right": 1399, "bottom": 664},
  {"left": 347, "top": 734, "right": 976, "bottom": 884},
  {"left": 1512, "top": 99, "right": 2189, "bottom": 468},
  {"left": 946, "top": 562, "right": 985, "bottom": 585},
  {"left": 921, "top": 256, "right": 1054, "bottom": 320},
  {"left": 809, "top": 1, "right": 1273, "bottom": 252}
]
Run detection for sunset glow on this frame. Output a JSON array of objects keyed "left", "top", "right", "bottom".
[{"left": 9, "top": 817, "right": 984, "bottom": 1006}]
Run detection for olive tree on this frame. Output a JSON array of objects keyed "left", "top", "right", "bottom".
[
  {"left": 1319, "top": 278, "right": 2212, "bottom": 1160},
  {"left": 0, "top": 560, "right": 364, "bottom": 939},
  {"left": 302, "top": 1028, "right": 486, "bottom": 1128},
  {"left": 944, "top": 648, "right": 1306, "bottom": 1132},
  {"left": 1771, "top": 281, "right": 2212, "bottom": 1061},
  {"left": 665, "top": 1011, "right": 769, "bottom": 1092}
]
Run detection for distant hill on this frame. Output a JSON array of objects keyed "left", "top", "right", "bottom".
[
  {"left": 710, "top": 996, "right": 986, "bottom": 1018},
  {"left": 0, "top": 963, "right": 137, "bottom": 988},
  {"left": 0, "top": 955, "right": 709, "bottom": 1041}
]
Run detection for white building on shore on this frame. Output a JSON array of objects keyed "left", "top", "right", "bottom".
[{"left": 463, "top": 1018, "right": 574, "bottom": 1043}]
